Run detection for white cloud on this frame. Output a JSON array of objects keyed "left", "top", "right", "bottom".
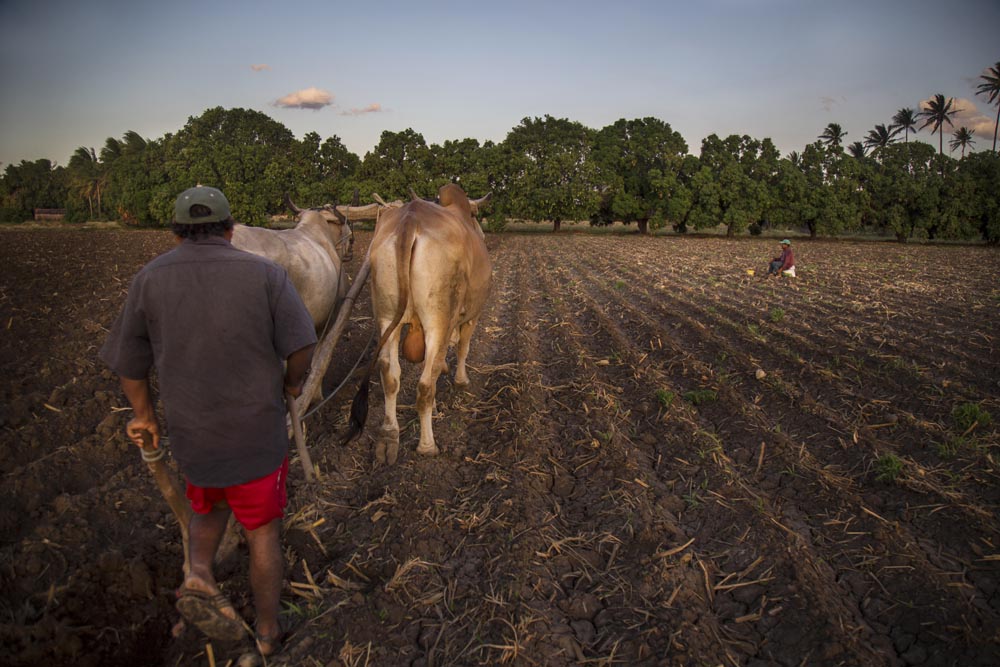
[
  {"left": 340, "top": 103, "right": 384, "bottom": 116},
  {"left": 251, "top": 64, "right": 270, "bottom": 72},
  {"left": 274, "top": 87, "right": 334, "bottom": 110}
]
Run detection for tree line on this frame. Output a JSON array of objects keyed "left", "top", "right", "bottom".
[{"left": 2, "top": 61, "right": 998, "bottom": 243}]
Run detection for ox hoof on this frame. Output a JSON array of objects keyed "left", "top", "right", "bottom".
[
  {"left": 375, "top": 439, "right": 400, "bottom": 465},
  {"left": 416, "top": 443, "right": 439, "bottom": 457},
  {"left": 375, "top": 426, "right": 400, "bottom": 465}
]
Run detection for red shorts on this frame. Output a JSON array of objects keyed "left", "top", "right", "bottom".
[{"left": 186, "top": 458, "right": 289, "bottom": 530}]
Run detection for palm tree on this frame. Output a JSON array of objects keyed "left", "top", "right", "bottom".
[
  {"left": 121, "top": 130, "right": 148, "bottom": 155},
  {"left": 918, "top": 94, "right": 957, "bottom": 154},
  {"left": 891, "top": 108, "right": 919, "bottom": 143},
  {"left": 100, "top": 136, "right": 123, "bottom": 164},
  {"left": 847, "top": 142, "right": 867, "bottom": 159},
  {"left": 975, "top": 61, "right": 1000, "bottom": 152},
  {"left": 863, "top": 124, "right": 901, "bottom": 155},
  {"left": 787, "top": 151, "right": 801, "bottom": 167},
  {"left": 68, "top": 146, "right": 104, "bottom": 218},
  {"left": 949, "top": 127, "right": 976, "bottom": 158},
  {"left": 818, "top": 123, "right": 847, "bottom": 150}
]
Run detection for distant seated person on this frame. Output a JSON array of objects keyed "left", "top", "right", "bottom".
[{"left": 768, "top": 239, "right": 796, "bottom": 278}]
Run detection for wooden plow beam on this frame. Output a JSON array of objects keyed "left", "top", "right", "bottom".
[{"left": 331, "top": 192, "right": 491, "bottom": 222}]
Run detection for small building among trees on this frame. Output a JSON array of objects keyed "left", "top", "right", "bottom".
[{"left": 33, "top": 208, "right": 66, "bottom": 222}]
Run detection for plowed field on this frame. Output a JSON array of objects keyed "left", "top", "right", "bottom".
[{"left": 1, "top": 229, "right": 998, "bottom": 667}]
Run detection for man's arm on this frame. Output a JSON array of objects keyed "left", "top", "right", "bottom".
[
  {"left": 284, "top": 343, "right": 316, "bottom": 398},
  {"left": 119, "top": 375, "right": 160, "bottom": 449}
]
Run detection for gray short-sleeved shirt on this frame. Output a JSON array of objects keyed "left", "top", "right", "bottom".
[{"left": 100, "top": 236, "right": 317, "bottom": 487}]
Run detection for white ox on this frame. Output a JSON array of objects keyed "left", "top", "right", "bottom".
[
  {"left": 347, "top": 183, "right": 491, "bottom": 464},
  {"left": 231, "top": 201, "right": 353, "bottom": 330}
]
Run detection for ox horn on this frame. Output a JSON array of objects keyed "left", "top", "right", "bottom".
[
  {"left": 470, "top": 192, "right": 492, "bottom": 216},
  {"left": 327, "top": 202, "right": 348, "bottom": 225},
  {"left": 284, "top": 193, "right": 303, "bottom": 215},
  {"left": 408, "top": 187, "right": 421, "bottom": 202}
]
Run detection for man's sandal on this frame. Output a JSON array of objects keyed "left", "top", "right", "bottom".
[{"left": 175, "top": 588, "right": 247, "bottom": 642}]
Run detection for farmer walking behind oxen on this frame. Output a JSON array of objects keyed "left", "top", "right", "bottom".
[{"left": 100, "top": 186, "right": 316, "bottom": 657}]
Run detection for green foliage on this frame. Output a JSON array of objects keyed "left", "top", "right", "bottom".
[
  {"left": 0, "top": 159, "right": 67, "bottom": 220},
  {"left": 590, "top": 117, "right": 688, "bottom": 233},
  {"left": 951, "top": 402, "right": 992, "bottom": 432},
  {"left": 500, "top": 116, "right": 601, "bottom": 230},
  {"left": 482, "top": 216, "right": 508, "bottom": 233},
  {"left": 875, "top": 454, "right": 903, "bottom": 482},
  {"left": 867, "top": 142, "right": 941, "bottom": 242},
  {"left": 356, "top": 128, "right": 432, "bottom": 201},
  {"left": 960, "top": 152, "right": 1000, "bottom": 244},
  {"left": 935, "top": 436, "right": 965, "bottom": 459},
  {"left": 696, "top": 134, "right": 776, "bottom": 236},
  {"left": 160, "top": 107, "right": 300, "bottom": 225},
  {"left": 682, "top": 389, "right": 718, "bottom": 405},
  {"left": 769, "top": 307, "right": 785, "bottom": 323},
  {"left": 655, "top": 389, "right": 675, "bottom": 409},
  {"left": 780, "top": 142, "right": 865, "bottom": 238},
  {"left": 3, "top": 104, "right": 999, "bottom": 240}
]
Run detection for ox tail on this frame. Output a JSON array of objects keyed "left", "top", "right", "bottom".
[{"left": 343, "top": 218, "right": 418, "bottom": 444}]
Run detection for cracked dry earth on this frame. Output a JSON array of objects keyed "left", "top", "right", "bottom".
[{"left": 1, "top": 228, "right": 998, "bottom": 667}]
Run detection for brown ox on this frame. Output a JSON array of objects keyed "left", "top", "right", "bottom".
[
  {"left": 347, "top": 184, "right": 491, "bottom": 463},
  {"left": 231, "top": 201, "right": 353, "bottom": 330}
]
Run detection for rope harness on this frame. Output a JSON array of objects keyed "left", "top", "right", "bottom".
[{"left": 301, "top": 325, "right": 375, "bottom": 421}]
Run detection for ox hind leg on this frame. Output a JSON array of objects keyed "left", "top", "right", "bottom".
[
  {"left": 415, "top": 327, "right": 449, "bottom": 457},
  {"left": 376, "top": 325, "right": 403, "bottom": 465},
  {"left": 453, "top": 317, "right": 479, "bottom": 387}
]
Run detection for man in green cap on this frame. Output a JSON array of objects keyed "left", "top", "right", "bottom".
[
  {"left": 768, "top": 239, "right": 796, "bottom": 277},
  {"left": 100, "top": 185, "right": 316, "bottom": 655}
]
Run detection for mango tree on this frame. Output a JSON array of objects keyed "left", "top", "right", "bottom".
[
  {"left": 698, "top": 134, "right": 766, "bottom": 236},
  {"left": 956, "top": 151, "right": 1000, "bottom": 243},
  {"left": 868, "top": 142, "right": 941, "bottom": 242},
  {"left": 158, "top": 107, "right": 299, "bottom": 225},
  {"left": 501, "top": 116, "right": 600, "bottom": 232},
  {"left": 590, "top": 117, "right": 688, "bottom": 234},
  {"left": 355, "top": 128, "right": 433, "bottom": 201}
]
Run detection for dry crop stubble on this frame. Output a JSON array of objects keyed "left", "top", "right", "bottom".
[{"left": 0, "top": 229, "right": 997, "bottom": 666}]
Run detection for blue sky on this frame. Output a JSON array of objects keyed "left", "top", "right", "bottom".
[{"left": 1, "top": 0, "right": 997, "bottom": 169}]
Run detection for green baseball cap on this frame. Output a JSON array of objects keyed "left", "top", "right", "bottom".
[
  {"left": 780, "top": 239, "right": 791, "bottom": 245},
  {"left": 173, "top": 186, "right": 232, "bottom": 224}
]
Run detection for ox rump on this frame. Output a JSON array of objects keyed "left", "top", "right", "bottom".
[
  {"left": 346, "top": 184, "right": 492, "bottom": 464},
  {"left": 231, "top": 202, "right": 352, "bottom": 330}
]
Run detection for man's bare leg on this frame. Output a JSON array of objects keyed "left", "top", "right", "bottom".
[
  {"left": 182, "top": 502, "right": 239, "bottom": 622},
  {"left": 245, "top": 518, "right": 284, "bottom": 654}
]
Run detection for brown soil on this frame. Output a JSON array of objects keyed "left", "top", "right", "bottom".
[{"left": 1, "top": 229, "right": 998, "bottom": 667}]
